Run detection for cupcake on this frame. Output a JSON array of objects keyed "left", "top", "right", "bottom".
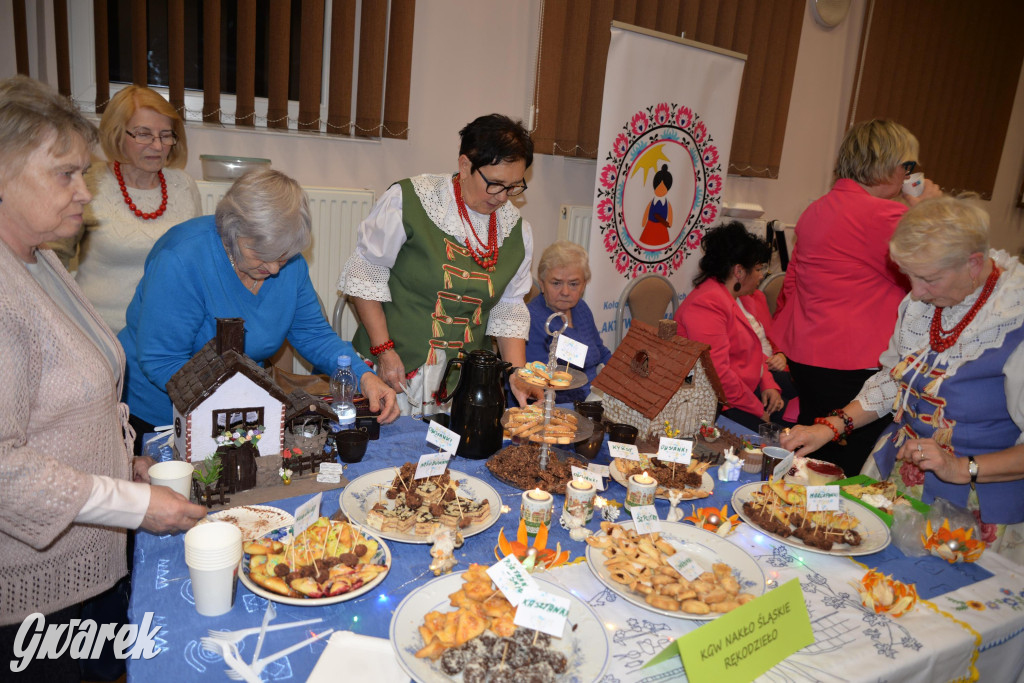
[{"left": 741, "top": 440, "right": 763, "bottom": 474}]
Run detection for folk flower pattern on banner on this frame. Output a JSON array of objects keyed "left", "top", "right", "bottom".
[{"left": 596, "top": 102, "right": 724, "bottom": 278}]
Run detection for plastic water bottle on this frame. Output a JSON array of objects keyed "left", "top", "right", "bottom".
[{"left": 330, "top": 355, "right": 357, "bottom": 428}]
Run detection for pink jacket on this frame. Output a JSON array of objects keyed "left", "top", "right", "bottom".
[
  {"left": 675, "top": 279, "right": 780, "bottom": 418},
  {"left": 773, "top": 179, "right": 908, "bottom": 369}
]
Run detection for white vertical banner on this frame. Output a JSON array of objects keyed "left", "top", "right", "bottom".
[{"left": 587, "top": 24, "right": 745, "bottom": 349}]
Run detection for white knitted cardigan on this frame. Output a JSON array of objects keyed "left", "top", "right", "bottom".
[{"left": 0, "top": 242, "right": 130, "bottom": 625}]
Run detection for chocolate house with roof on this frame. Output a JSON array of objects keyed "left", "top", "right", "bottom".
[
  {"left": 592, "top": 319, "right": 726, "bottom": 440},
  {"left": 167, "top": 318, "right": 289, "bottom": 462}
]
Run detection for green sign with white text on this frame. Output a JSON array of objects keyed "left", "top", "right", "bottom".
[{"left": 645, "top": 578, "right": 813, "bottom": 681}]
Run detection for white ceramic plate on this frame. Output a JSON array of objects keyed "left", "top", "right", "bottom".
[
  {"left": 585, "top": 520, "right": 765, "bottom": 620},
  {"left": 389, "top": 570, "right": 610, "bottom": 683},
  {"left": 238, "top": 525, "right": 391, "bottom": 607},
  {"left": 608, "top": 459, "right": 715, "bottom": 500},
  {"left": 731, "top": 481, "right": 892, "bottom": 556},
  {"left": 339, "top": 469, "right": 501, "bottom": 544},
  {"left": 197, "top": 504, "right": 295, "bottom": 541}
]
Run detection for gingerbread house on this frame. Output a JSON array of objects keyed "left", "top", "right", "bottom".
[
  {"left": 167, "top": 318, "right": 289, "bottom": 463},
  {"left": 591, "top": 319, "right": 726, "bottom": 440}
]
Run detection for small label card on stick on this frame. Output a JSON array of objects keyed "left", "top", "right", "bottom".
[
  {"left": 609, "top": 441, "right": 640, "bottom": 461},
  {"left": 426, "top": 420, "right": 460, "bottom": 454},
  {"left": 514, "top": 589, "right": 571, "bottom": 638},
  {"left": 658, "top": 437, "right": 693, "bottom": 464},
  {"left": 415, "top": 452, "right": 452, "bottom": 480}
]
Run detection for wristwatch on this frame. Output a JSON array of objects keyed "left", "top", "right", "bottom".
[{"left": 967, "top": 456, "right": 978, "bottom": 490}]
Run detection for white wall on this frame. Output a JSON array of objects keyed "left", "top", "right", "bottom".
[{"left": 3, "top": 0, "right": 1023, "bottom": 256}]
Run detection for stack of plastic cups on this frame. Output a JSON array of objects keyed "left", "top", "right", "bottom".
[{"left": 184, "top": 522, "right": 242, "bottom": 616}]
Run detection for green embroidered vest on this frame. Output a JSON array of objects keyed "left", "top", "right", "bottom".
[{"left": 352, "top": 178, "right": 525, "bottom": 370}]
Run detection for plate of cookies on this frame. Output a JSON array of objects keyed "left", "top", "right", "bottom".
[
  {"left": 501, "top": 405, "right": 593, "bottom": 445},
  {"left": 515, "top": 361, "right": 588, "bottom": 391},
  {"left": 585, "top": 520, "right": 764, "bottom": 620}
]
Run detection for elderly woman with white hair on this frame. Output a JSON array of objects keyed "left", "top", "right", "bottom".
[
  {"left": 524, "top": 240, "right": 611, "bottom": 402},
  {"left": 119, "top": 169, "right": 399, "bottom": 440},
  {"left": 782, "top": 196, "right": 1024, "bottom": 561}
]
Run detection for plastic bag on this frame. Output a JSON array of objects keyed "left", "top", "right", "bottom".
[
  {"left": 927, "top": 497, "right": 981, "bottom": 539},
  {"left": 891, "top": 504, "right": 929, "bottom": 557}
]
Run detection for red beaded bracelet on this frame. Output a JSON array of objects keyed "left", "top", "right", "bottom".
[
  {"left": 814, "top": 417, "right": 843, "bottom": 444},
  {"left": 370, "top": 339, "right": 395, "bottom": 356},
  {"left": 829, "top": 408, "right": 854, "bottom": 437}
]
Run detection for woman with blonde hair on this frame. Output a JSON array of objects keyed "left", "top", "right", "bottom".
[
  {"left": 773, "top": 118, "right": 941, "bottom": 475},
  {"left": 524, "top": 240, "right": 611, "bottom": 402},
  {"left": 53, "top": 85, "right": 201, "bottom": 333},
  {"left": 783, "top": 196, "right": 1024, "bottom": 562}
]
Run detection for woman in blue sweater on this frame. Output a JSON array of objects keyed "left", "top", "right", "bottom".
[
  {"left": 119, "top": 170, "right": 398, "bottom": 441},
  {"left": 524, "top": 241, "right": 612, "bottom": 403}
]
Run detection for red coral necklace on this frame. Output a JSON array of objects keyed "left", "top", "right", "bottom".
[
  {"left": 114, "top": 161, "right": 168, "bottom": 220},
  {"left": 452, "top": 173, "right": 498, "bottom": 271},
  {"left": 929, "top": 259, "right": 1000, "bottom": 352}
]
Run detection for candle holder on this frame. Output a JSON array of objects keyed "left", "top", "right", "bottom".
[
  {"left": 564, "top": 479, "right": 597, "bottom": 523},
  {"left": 625, "top": 472, "right": 657, "bottom": 511},
  {"left": 520, "top": 489, "right": 553, "bottom": 538}
]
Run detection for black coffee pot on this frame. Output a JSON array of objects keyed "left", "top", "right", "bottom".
[{"left": 436, "top": 349, "right": 512, "bottom": 459}]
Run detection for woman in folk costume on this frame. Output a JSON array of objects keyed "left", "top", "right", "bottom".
[
  {"left": 783, "top": 197, "right": 1024, "bottom": 562},
  {"left": 339, "top": 114, "right": 542, "bottom": 415}
]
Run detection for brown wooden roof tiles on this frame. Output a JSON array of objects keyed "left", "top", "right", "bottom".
[{"left": 592, "top": 320, "right": 726, "bottom": 419}]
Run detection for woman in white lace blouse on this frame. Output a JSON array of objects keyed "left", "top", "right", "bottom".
[
  {"left": 339, "top": 114, "right": 542, "bottom": 416},
  {"left": 52, "top": 85, "right": 201, "bottom": 333},
  {"left": 782, "top": 197, "right": 1024, "bottom": 562}
]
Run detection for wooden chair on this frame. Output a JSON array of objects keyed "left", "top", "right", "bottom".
[
  {"left": 613, "top": 274, "right": 680, "bottom": 348},
  {"left": 760, "top": 272, "right": 785, "bottom": 315}
]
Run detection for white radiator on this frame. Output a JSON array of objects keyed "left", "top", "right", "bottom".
[
  {"left": 196, "top": 180, "right": 375, "bottom": 371},
  {"left": 557, "top": 204, "right": 593, "bottom": 250}
]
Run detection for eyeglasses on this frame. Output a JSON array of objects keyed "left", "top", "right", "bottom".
[
  {"left": 126, "top": 128, "right": 178, "bottom": 146},
  {"left": 476, "top": 168, "right": 527, "bottom": 197},
  {"left": 901, "top": 160, "right": 917, "bottom": 175}
]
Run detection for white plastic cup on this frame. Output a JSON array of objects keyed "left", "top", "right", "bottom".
[
  {"left": 149, "top": 460, "right": 195, "bottom": 499},
  {"left": 189, "top": 563, "right": 240, "bottom": 616},
  {"left": 184, "top": 522, "right": 242, "bottom": 616},
  {"left": 902, "top": 172, "right": 925, "bottom": 197}
]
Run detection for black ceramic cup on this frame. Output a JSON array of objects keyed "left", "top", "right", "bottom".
[
  {"left": 335, "top": 430, "right": 369, "bottom": 463},
  {"left": 574, "top": 400, "right": 604, "bottom": 423},
  {"left": 574, "top": 419, "right": 606, "bottom": 459},
  {"left": 607, "top": 423, "right": 638, "bottom": 445}
]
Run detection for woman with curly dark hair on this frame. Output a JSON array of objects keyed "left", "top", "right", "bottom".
[{"left": 674, "top": 222, "right": 795, "bottom": 430}]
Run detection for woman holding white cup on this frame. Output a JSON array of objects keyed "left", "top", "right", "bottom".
[{"left": 773, "top": 119, "right": 941, "bottom": 476}]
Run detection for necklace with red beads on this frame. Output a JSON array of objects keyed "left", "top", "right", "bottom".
[
  {"left": 452, "top": 173, "right": 499, "bottom": 271},
  {"left": 929, "top": 259, "right": 1000, "bottom": 352},
  {"left": 114, "top": 161, "right": 168, "bottom": 220}
]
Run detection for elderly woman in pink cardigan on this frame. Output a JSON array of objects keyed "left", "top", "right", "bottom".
[
  {"left": 674, "top": 222, "right": 796, "bottom": 431},
  {"left": 0, "top": 76, "right": 206, "bottom": 681}
]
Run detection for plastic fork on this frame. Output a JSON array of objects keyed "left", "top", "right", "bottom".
[
  {"left": 199, "top": 637, "right": 261, "bottom": 683},
  {"left": 224, "top": 628, "right": 335, "bottom": 680},
  {"left": 206, "top": 617, "right": 323, "bottom": 646}
]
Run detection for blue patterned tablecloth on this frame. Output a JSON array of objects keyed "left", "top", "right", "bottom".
[{"left": 127, "top": 416, "right": 1024, "bottom": 682}]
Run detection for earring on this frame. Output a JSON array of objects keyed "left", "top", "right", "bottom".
[{"left": 733, "top": 281, "right": 741, "bottom": 292}]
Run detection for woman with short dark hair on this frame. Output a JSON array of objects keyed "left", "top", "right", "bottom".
[{"left": 339, "top": 113, "right": 542, "bottom": 416}]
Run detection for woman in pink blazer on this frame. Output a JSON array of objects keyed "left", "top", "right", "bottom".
[{"left": 675, "top": 222, "right": 795, "bottom": 431}]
